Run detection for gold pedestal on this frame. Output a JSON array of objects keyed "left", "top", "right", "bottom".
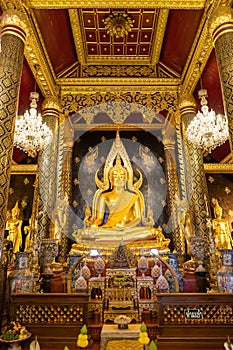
[{"left": 70, "top": 238, "right": 170, "bottom": 258}]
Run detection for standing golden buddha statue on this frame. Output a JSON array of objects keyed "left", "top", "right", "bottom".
[
  {"left": 211, "top": 198, "right": 232, "bottom": 250},
  {"left": 6, "top": 201, "right": 23, "bottom": 254}
]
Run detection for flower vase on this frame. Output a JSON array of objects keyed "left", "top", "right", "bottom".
[{"left": 40, "top": 239, "right": 58, "bottom": 274}]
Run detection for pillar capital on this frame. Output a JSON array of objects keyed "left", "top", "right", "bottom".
[
  {"left": 42, "top": 95, "right": 61, "bottom": 118},
  {"left": 210, "top": 7, "right": 233, "bottom": 44},
  {"left": 1, "top": 8, "right": 27, "bottom": 42},
  {"left": 178, "top": 93, "right": 196, "bottom": 117}
]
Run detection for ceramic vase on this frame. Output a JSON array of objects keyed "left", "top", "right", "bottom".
[
  {"left": 9, "top": 252, "right": 34, "bottom": 293},
  {"left": 217, "top": 249, "right": 233, "bottom": 293}
]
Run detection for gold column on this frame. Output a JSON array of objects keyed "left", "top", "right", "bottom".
[
  {"left": 162, "top": 124, "right": 184, "bottom": 254},
  {"left": 0, "top": 9, "right": 26, "bottom": 259},
  {"left": 57, "top": 118, "right": 74, "bottom": 263},
  {"left": 180, "top": 95, "right": 211, "bottom": 253},
  {"left": 36, "top": 96, "right": 60, "bottom": 240},
  {"left": 210, "top": 7, "right": 233, "bottom": 151}
]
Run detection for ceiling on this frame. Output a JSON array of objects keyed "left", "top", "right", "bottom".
[{"left": 1, "top": 0, "right": 232, "bottom": 163}]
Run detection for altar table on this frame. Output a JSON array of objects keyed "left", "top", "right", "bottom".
[{"left": 100, "top": 323, "right": 141, "bottom": 350}]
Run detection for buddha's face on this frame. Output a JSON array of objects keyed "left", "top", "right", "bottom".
[
  {"left": 12, "top": 208, "right": 20, "bottom": 219},
  {"left": 215, "top": 207, "right": 222, "bottom": 218},
  {"left": 110, "top": 169, "right": 127, "bottom": 188}
]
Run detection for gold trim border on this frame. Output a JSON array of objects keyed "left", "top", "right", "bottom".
[
  {"left": 28, "top": 0, "right": 206, "bottom": 9},
  {"left": 11, "top": 164, "right": 38, "bottom": 174},
  {"left": 204, "top": 163, "right": 233, "bottom": 174}
]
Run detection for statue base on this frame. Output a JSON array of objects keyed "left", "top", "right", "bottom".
[{"left": 70, "top": 237, "right": 170, "bottom": 259}]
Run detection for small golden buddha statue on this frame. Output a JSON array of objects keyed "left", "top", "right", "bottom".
[
  {"left": 49, "top": 197, "right": 68, "bottom": 241},
  {"left": 211, "top": 198, "right": 232, "bottom": 250},
  {"left": 24, "top": 218, "right": 32, "bottom": 252},
  {"left": 72, "top": 131, "right": 167, "bottom": 246},
  {"left": 6, "top": 201, "right": 23, "bottom": 254}
]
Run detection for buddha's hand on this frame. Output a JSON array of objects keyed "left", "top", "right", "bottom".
[{"left": 72, "top": 229, "right": 95, "bottom": 240}]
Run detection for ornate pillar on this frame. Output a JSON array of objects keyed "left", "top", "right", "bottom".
[
  {"left": 57, "top": 118, "right": 74, "bottom": 263},
  {"left": 36, "top": 96, "right": 60, "bottom": 241},
  {"left": 180, "top": 95, "right": 211, "bottom": 254},
  {"left": 210, "top": 7, "right": 233, "bottom": 151},
  {"left": 41, "top": 96, "right": 60, "bottom": 214},
  {"left": 0, "top": 9, "right": 26, "bottom": 261},
  {"left": 162, "top": 123, "right": 183, "bottom": 254}
]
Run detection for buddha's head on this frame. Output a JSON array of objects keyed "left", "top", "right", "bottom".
[
  {"left": 109, "top": 155, "right": 128, "bottom": 188},
  {"left": 12, "top": 201, "right": 21, "bottom": 219}
]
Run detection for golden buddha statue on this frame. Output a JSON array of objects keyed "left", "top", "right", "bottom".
[
  {"left": 6, "top": 201, "right": 23, "bottom": 254},
  {"left": 72, "top": 131, "right": 168, "bottom": 248},
  {"left": 211, "top": 198, "right": 232, "bottom": 250},
  {"left": 24, "top": 218, "right": 32, "bottom": 252}
]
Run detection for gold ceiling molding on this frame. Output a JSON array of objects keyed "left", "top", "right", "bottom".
[
  {"left": 158, "top": 62, "right": 181, "bottom": 78},
  {"left": 56, "top": 62, "right": 79, "bottom": 79},
  {"left": 27, "top": 0, "right": 206, "bottom": 9},
  {"left": 181, "top": 1, "right": 214, "bottom": 94},
  {"left": 220, "top": 153, "right": 233, "bottom": 164},
  {"left": 204, "top": 163, "right": 233, "bottom": 174},
  {"left": 24, "top": 8, "right": 58, "bottom": 96},
  {"left": 86, "top": 56, "right": 151, "bottom": 65},
  {"left": 151, "top": 9, "right": 169, "bottom": 66},
  {"left": 69, "top": 9, "right": 86, "bottom": 65},
  {"left": 58, "top": 77, "right": 180, "bottom": 93}
]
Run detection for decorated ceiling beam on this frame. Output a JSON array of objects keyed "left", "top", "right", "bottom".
[{"left": 27, "top": 0, "right": 206, "bottom": 9}]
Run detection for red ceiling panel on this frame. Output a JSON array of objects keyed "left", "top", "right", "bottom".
[
  {"left": 127, "top": 31, "right": 139, "bottom": 43},
  {"left": 141, "top": 12, "right": 155, "bottom": 28},
  {"left": 86, "top": 30, "right": 98, "bottom": 42},
  {"left": 161, "top": 9, "right": 203, "bottom": 74},
  {"left": 82, "top": 9, "right": 156, "bottom": 57},
  {"left": 88, "top": 44, "right": 98, "bottom": 55},
  {"left": 140, "top": 30, "right": 152, "bottom": 42},
  {"left": 83, "top": 12, "right": 96, "bottom": 28},
  {"left": 126, "top": 45, "right": 137, "bottom": 55},
  {"left": 100, "top": 45, "right": 111, "bottom": 55},
  {"left": 33, "top": 9, "right": 77, "bottom": 75},
  {"left": 99, "top": 31, "right": 111, "bottom": 42},
  {"left": 139, "top": 44, "right": 150, "bottom": 55},
  {"left": 114, "top": 45, "right": 124, "bottom": 55}
]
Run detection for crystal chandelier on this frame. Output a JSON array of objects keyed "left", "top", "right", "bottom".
[
  {"left": 104, "top": 12, "right": 134, "bottom": 38},
  {"left": 14, "top": 83, "right": 53, "bottom": 157},
  {"left": 186, "top": 88, "right": 229, "bottom": 153}
]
